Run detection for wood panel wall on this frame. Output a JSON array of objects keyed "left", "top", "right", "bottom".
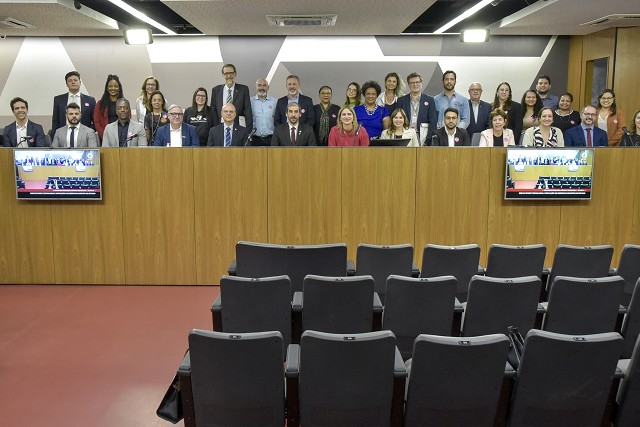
[{"left": 1, "top": 147, "right": 639, "bottom": 285}]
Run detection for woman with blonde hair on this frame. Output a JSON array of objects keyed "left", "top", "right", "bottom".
[
  {"left": 376, "top": 72, "right": 405, "bottom": 113},
  {"left": 343, "top": 82, "right": 362, "bottom": 109},
  {"left": 328, "top": 106, "right": 369, "bottom": 146},
  {"left": 135, "top": 76, "right": 159, "bottom": 123},
  {"left": 380, "top": 108, "right": 419, "bottom": 146}
]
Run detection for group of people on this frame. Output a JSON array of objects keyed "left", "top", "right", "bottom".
[{"left": 3, "top": 66, "right": 640, "bottom": 149}]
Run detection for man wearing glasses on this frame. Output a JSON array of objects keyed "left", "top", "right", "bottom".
[
  {"left": 153, "top": 105, "right": 199, "bottom": 147},
  {"left": 466, "top": 82, "right": 491, "bottom": 137},
  {"left": 396, "top": 72, "right": 437, "bottom": 145},
  {"left": 210, "top": 64, "right": 253, "bottom": 130},
  {"left": 564, "top": 105, "right": 608, "bottom": 147}
]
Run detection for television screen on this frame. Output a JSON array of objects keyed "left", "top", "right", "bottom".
[
  {"left": 504, "top": 147, "right": 594, "bottom": 200},
  {"left": 14, "top": 149, "right": 102, "bottom": 200}
]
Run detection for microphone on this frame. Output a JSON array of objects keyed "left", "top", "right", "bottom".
[
  {"left": 19, "top": 136, "right": 34, "bottom": 147},
  {"left": 430, "top": 134, "right": 439, "bottom": 147},
  {"left": 245, "top": 128, "right": 257, "bottom": 146},
  {"left": 622, "top": 127, "right": 629, "bottom": 136},
  {"left": 355, "top": 124, "right": 362, "bottom": 135}
]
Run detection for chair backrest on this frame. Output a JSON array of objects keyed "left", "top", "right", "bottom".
[
  {"left": 462, "top": 275, "right": 541, "bottom": 337},
  {"left": 549, "top": 244, "right": 614, "bottom": 284},
  {"left": 219, "top": 275, "right": 292, "bottom": 347},
  {"left": 299, "top": 330, "right": 397, "bottom": 427},
  {"left": 404, "top": 334, "right": 509, "bottom": 427},
  {"left": 484, "top": 243, "right": 546, "bottom": 279},
  {"left": 471, "top": 132, "right": 481, "bottom": 146},
  {"left": 508, "top": 330, "right": 623, "bottom": 426},
  {"left": 617, "top": 244, "right": 640, "bottom": 306},
  {"left": 621, "top": 278, "right": 640, "bottom": 358},
  {"left": 355, "top": 243, "right": 414, "bottom": 302},
  {"left": 302, "top": 274, "right": 374, "bottom": 334},
  {"left": 543, "top": 275, "right": 624, "bottom": 335},
  {"left": 188, "top": 330, "right": 285, "bottom": 427},
  {"left": 421, "top": 243, "right": 481, "bottom": 302},
  {"left": 382, "top": 275, "right": 457, "bottom": 359},
  {"left": 235, "top": 241, "right": 288, "bottom": 278},
  {"left": 615, "top": 335, "right": 640, "bottom": 426}
]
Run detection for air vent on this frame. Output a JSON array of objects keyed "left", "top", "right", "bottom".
[
  {"left": 582, "top": 14, "right": 640, "bottom": 26},
  {"left": 266, "top": 15, "right": 337, "bottom": 27},
  {"left": 0, "top": 16, "right": 35, "bottom": 29}
]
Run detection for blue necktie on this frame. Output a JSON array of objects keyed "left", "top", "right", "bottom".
[{"left": 225, "top": 127, "right": 231, "bottom": 147}]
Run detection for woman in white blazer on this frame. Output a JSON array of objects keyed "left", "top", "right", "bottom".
[
  {"left": 479, "top": 108, "right": 517, "bottom": 147},
  {"left": 380, "top": 108, "right": 420, "bottom": 147}
]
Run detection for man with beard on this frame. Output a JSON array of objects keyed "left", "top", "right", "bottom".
[
  {"left": 536, "top": 75, "right": 559, "bottom": 110},
  {"left": 564, "top": 105, "right": 608, "bottom": 147},
  {"left": 102, "top": 98, "right": 147, "bottom": 147},
  {"left": 434, "top": 70, "right": 470, "bottom": 130},
  {"left": 274, "top": 75, "right": 315, "bottom": 127},
  {"left": 432, "top": 108, "right": 471, "bottom": 146},
  {"left": 271, "top": 102, "right": 316, "bottom": 146},
  {"left": 3, "top": 97, "right": 46, "bottom": 147},
  {"left": 52, "top": 102, "right": 98, "bottom": 147},
  {"left": 249, "top": 78, "right": 277, "bottom": 146}
]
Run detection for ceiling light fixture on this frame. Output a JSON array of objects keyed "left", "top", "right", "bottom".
[
  {"left": 434, "top": 0, "right": 494, "bottom": 34},
  {"left": 460, "top": 29, "right": 489, "bottom": 42},
  {"left": 108, "top": 0, "right": 176, "bottom": 35},
  {"left": 124, "top": 28, "right": 153, "bottom": 45}
]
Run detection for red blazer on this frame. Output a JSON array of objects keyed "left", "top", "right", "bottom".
[{"left": 596, "top": 108, "right": 624, "bottom": 147}]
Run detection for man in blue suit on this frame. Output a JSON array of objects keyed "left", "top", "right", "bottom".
[
  {"left": 52, "top": 71, "right": 96, "bottom": 133},
  {"left": 396, "top": 72, "right": 437, "bottom": 145},
  {"left": 466, "top": 82, "right": 491, "bottom": 137},
  {"left": 3, "top": 97, "right": 46, "bottom": 147},
  {"left": 153, "top": 105, "right": 199, "bottom": 147},
  {"left": 207, "top": 103, "right": 249, "bottom": 147},
  {"left": 564, "top": 106, "right": 608, "bottom": 147},
  {"left": 274, "top": 75, "right": 315, "bottom": 128}
]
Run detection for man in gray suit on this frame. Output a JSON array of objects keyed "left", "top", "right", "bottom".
[
  {"left": 52, "top": 102, "right": 98, "bottom": 148},
  {"left": 102, "top": 98, "right": 147, "bottom": 147}
]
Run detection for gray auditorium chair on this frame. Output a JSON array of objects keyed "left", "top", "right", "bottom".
[
  {"left": 612, "top": 244, "right": 640, "bottom": 306},
  {"left": 462, "top": 275, "right": 541, "bottom": 337},
  {"left": 508, "top": 330, "right": 623, "bottom": 427},
  {"left": 484, "top": 243, "right": 546, "bottom": 279},
  {"left": 355, "top": 243, "right": 416, "bottom": 303},
  {"left": 421, "top": 243, "right": 481, "bottom": 302},
  {"left": 382, "top": 275, "right": 458, "bottom": 359},
  {"left": 286, "top": 330, "right": 406, "bottom": 427},
  {"left": 211, "top": 275, "right": 292, "bottom": 347},
  {"left": 293, "top": 275, "right": 378, "bottom": 342},
  {"left": 231, "top": 241, "right": 288, "bottom": 277},
  {"left": 471, "top": 132, "right": 481, "bottom": 146},
  {"left": 403, "top": 334, "right": 510, "bottom": 427},
  {"left": 621, "top": 279, "right": 640, "bottom": 358},
  {"left": 542, "top": 275, "right": 624, "bottom": 335},
  {"left": 181, "top": 330, "right": 285, "bottom": 427},
  {"left": 615, "top": 336, "right": 640, "bottom": 426}
]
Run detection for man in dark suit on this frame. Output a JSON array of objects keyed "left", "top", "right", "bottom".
[
  {"left": 432, "top": 108, "right": 471, "bottom": 146},
  {"left": 466, "top": 82, "right": 491, "bottom": 137},
  {"left": 153, "top": 105, "right": 199, "bottom": 147},
  {"left": 52, "top": 70, "right": 96, "bottom": 133},
  {"left": 274, "top": 75, "right": 315, "bottom": 128},
  {"left": 210, "top": 64, "right": 253, "bottom": 130},
  {"left": 207, "top": 103, "right": 250, "bottom": 147},
  {"left": 271, "top": 102, "right": 316, "bottom": 146},
  {"left": 3, "top": 97, "right": 46, "bottom": 147},
  {"left": 396, "top": 72, "right": 437, "bottom": 145},
  {"left": 565, "top": 105, "right": 608, "bottom": 147}
]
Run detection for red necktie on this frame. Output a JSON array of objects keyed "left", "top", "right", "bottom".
[
  {"left": 290, "top": 127, "right": 296, "bottom": 145},
  {"left": 586, "top": 128, "right": 592, "bottom": 147}
]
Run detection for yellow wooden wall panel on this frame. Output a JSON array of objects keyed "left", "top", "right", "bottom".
[
  {"left": 120, "top": 148, "right": 196, "bottom": 284},
  {"left": 268, "top": 148, "right": 342, "bottom": 245},
  {"left": 0, "top": 149, "right": 55, "bottom": 284},
  {"left": 193, "top": 148, "right": 268, "bottom": 284},
  {"left": 613, "top": 28, "right": 640, "bottom": 129}
]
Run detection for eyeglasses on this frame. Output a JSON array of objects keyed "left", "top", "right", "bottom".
[
  {"left": 195, "top": 94, "right": 207, "bottom": 98},
  {"left": 582, "top": 113, "right": 597, "bottom": 117},
  {"left": 146, "top": 83, "right": 156, "bottom": 87},
  {"left": 600, "top": 96, "right": 614, "bottom": 101},
  {"left": 408, "top": 81, "right": 422, "bottom": 85},
  {"left": 169, "top": 112, "right": 183, "bottom": 117},
  {"left": 469, "top": 89, "right": 482, "bottom": 92},
  {"left": 222, "top": 72, "right": 236, "bottom": 76}
]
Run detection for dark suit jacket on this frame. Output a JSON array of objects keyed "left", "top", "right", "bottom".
[
  {"left": 564, "top": 125, "right": 608, "bottom": 147},
  {"left": 153, "top": 123, "right": 199, "bottom": 147},
  {"left": 210, "top": 84, "right": 253, "bottom": 130},
  {"left": 313, "top": 103, "right": 340, "bottom": 146},
  {"left": 396, "top": 93, "right": 437, "bottom": 141},
  {"left": 432, "top": 127, "right": 471, "bottom": 147},
  {"left": 3, "top": 121, "right": 47, "bottom": 147},
  {"left": 52, "top": 93, "right": 96, "bottom": 132},
  {"left": 207, "top": 123, "right": 250, "bottom": 147},
  {"left": 274, "top": 95, "right": 315, "bottom": 128},
  {"left": 467, "top": 100, "right": 491, "bottom": 136},
  {"left": 503, "top": 101, "right": 523, "bottom": 139},
  {"left": 271, "top": 123, "right": 316, "bottom": 146}
]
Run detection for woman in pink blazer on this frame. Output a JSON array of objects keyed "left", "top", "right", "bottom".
[{"left": 479, "top": 108, "right": 517, "bottom": 147}]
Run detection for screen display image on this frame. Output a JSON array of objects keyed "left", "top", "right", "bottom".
[
  {"left": 14, "top": 149, "right": 102, "bottom": 200},
  {"left": 504, "top": 148, "right": 594, "bottom": 200}
]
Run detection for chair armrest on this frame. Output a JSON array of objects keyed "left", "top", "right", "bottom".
[
  {"left": 292, "top": 292, "right": 303, "bottom": 311},
  {"left": 373, "top": 292, "right": 383, "bottom": 312},
  {"left": 211, "top": 294, "right": 222, "bottom": 331},
  {"left": 477, "top": 265, "right": 486, "bottom": 275},
  {"left": 177, "top": 351, "right": 191, "bottom": 376},
  {"left": 454, "top": 298, "right": 464, "bottom": 313},
  {"left": 177, "top": 351, "right": 195, "bottom": 427},
  {"left": 347, "top": 259, "right": 355, "bottom": 276},
  {"left": 227, "top": 259, "right": 237, "bottom": 276},
  {"left": 285, "top": 344, "right": 301, "bottom": 427},
  {"left": 394, "top": 347, "right": 407, "bottom": 378},
  {"left": 391, "top": 347, "right": 407, "bottom": 427},
  {"left": 292, "top": 292, "right": 303, "bottom": 344},
  {"left": 537, "top": 303, "right": 546, "bottom": 313},
  {"left": 504, "top": 360, "right": 517, "bottom": 378},
  {"left": 373, "top": 292, "right": 383, "bottom": 331},
  {"left": 609, "top": 267, "right": 616, "bottom": 276},
  {"left": 411, "top": 262, "right": 420, "bottom": 278},
  {"left": 453, "top": 298, "right": 464, "bottom": 336},
  {"left": 285, "top": 344, "right": 300, "bottom": 377}
]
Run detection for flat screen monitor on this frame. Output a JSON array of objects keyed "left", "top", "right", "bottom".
[
  {"left": 14, "top": 149, "right": 102, "bottom": 200},
  {"left": 369, "top": 138, "right": 410, "bottom": 147},
  {"left": 504, "top": 147, "right": 594, "bottom": 200}
]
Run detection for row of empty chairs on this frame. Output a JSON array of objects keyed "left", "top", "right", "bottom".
[
  {"left": 45, "top": 176, "right": 100, "bottom": 189},
  {"left": 178, "top": 328, "right": 640, "bottom": 426}
]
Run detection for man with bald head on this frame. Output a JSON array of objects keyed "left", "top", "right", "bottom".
[
  {"left": 207, "top": 103, "right": 249, "bottom": 147},
  {"left": 250, "top": 78, "right": 277, "bottom": 146},
  {"left": 466, "top": 82, "right": 491, "bottom": 137}
]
